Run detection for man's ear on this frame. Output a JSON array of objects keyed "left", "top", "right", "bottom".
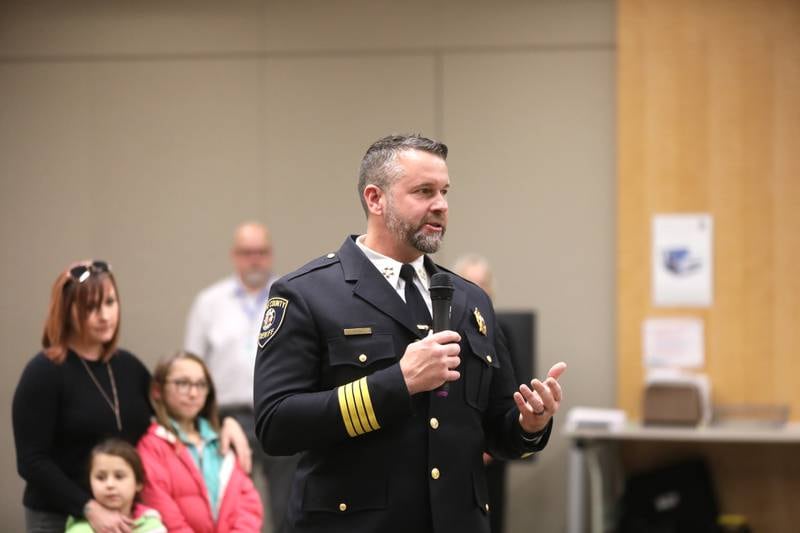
[{"left": 363, "top": 184, "right": 385, "bottom": 216}]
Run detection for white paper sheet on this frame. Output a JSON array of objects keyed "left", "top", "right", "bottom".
[
  {"left": 643, "top": 317, "right": 705, "bottom": 368},
  {"left": 652, "top": 214, "right": 713, "bottom": 307}
]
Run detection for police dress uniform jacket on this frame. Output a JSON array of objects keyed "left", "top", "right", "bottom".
[{"left": 254, "top": 236, "right": 552, "bottom": 533}]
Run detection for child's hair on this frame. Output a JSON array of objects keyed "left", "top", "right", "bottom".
[
  {"left": 88, "top": 438, "right": 146, "bottom": 494},
  {"left": 150, "top": 350, "right": 220, "bottom": 436}
]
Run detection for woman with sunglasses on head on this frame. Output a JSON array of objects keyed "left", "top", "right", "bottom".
[{"left": 12, "top": 261, "right": 253, "bottom": 533}]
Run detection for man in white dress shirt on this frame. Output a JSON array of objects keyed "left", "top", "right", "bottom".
[{"left": 185, "top": 221, "right": 298, "bottom": 533}]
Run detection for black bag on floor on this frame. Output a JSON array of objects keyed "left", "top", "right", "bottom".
[{"left": 618, "top": 458, "right": 719, "bottom": 533}]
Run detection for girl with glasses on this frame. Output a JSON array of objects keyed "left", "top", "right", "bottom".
[
  {"left": 137, "top": 351, "right": 262, "bottom": 533},
  {"left": 12, "top": 261, "right": 253, "bottom": 533}
]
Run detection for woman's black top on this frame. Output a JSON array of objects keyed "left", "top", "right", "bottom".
[{"left": 12, "top": 349, "right": 152, "bottom": 516}]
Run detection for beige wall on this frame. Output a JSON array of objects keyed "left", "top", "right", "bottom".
[{"left": 0, "top": 1, "right": 615, "bottom": 530}]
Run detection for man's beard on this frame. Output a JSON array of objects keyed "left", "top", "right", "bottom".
[
  {"left": 385, "top": 201, "right": 446, "bottom": 254},
  {"left": 242, "top": 269, "right": 269, "bottom": 289}
]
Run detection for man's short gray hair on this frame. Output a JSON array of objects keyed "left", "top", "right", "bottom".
[{"left": 357, "top": 134, "right": 448, "bottom": 216}]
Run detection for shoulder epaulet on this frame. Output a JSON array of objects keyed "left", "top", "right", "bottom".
[
  {"left": 433, "top": 263, "right": 473, "bottom": 286},
  {"left": 435, "top": 264, "right": 490, "bottom": 299},
  {"left": 434, "top": 264, "right": 458, "bottom": 277},
  {"left": 284, "top": 252, "right": 341, "bottom": 281}
]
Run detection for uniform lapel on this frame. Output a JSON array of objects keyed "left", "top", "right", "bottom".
[
  {"left": 338, "top": 237, "right": 468, "bottom": 337},
  {"left": 339, "top": 236, "right": 425, "bottom": 337}
]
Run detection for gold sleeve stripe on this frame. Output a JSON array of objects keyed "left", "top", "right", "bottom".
[
  {"left": 351, "top": 378, "right": 374, "bottom": 432},
  {"left": 337, "top": 378, "right": 381, "bottom": 438},
  {"left": 337, "top": 385, "right": 357, "bottom": 437},
  {"left": 344, "top": 383, "right": 365, "bottom": 435},
  {"left": 358, "top": 377, "right": 381, "bottom": 430}
]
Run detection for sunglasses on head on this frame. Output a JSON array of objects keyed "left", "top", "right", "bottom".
[{"left": 69, "top": 261, "right": 111, "bottom": 283}]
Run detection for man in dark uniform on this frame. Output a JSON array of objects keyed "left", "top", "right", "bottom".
[{"left": 254, "top": 134, "right": 567, "bottom": 533}]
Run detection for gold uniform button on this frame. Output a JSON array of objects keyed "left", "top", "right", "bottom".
[
  {"left": 485, "top": 355, "right": 493, "bottom": 364},
  {"left": 327, "top": 253, "right": 336, "bottom": 258},
  {"left": 485, "top": 503, "right": 490, "bottom": 512},
  {"left": 358, "top": 353, "right": 368, "bottom": 363},
  {"left": 339, "top": 502, "right": 347, "bottom": 512},
  {"left": 431, "top": 468, "right": 440, "bottom": 480},
  {"left": 429, "top": 417, "right": 439, "bottom": 430}
]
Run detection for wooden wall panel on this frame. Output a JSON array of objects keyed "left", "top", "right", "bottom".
[
  {"left": 618, "top": 0, "right": 800, "bottom": 419},
  {"left": 618, "top": 2, "right": 799, "bottom": 527}
]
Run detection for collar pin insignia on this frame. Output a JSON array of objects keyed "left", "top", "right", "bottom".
[{"left": 473, "top": 307, "right": 487, "bottom": 336}]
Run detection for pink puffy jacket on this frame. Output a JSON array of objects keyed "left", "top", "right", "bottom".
[{"left": 137, "top": 422, "right": 263, "bottom": 533}]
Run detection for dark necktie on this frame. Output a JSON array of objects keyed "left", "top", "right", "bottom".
[{"left": 399, "top": 263, "right": 432, "bottom": 328}]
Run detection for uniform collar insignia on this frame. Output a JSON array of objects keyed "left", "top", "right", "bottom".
[{"left": 473, "top": 307, "right": 487, "bottom": 336}]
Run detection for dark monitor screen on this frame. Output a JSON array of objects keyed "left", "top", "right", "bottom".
[{"left": 495, "top": 310, "right": 536, "bottom": 384}]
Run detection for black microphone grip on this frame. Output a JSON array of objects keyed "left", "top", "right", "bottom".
[{"left": 429, "top": 273, "right": 454, "bottom": 398}]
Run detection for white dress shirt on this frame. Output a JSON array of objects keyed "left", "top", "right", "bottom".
[
  {"left": 184, "top": 275, "right": 274, "bottom": 407},
  {"left": 355, "top": 234, "right": 432, "bottom": 315}
]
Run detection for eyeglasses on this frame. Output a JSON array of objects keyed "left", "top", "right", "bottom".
[
  {"left": 69, "top": 261, "right": 111, "bottom": 283},
  {"left": 166, "top": 378, "right": 209, "bottom": 394},
  {"left": 233, "top": 247, "right": 271, "bottom": 258}
]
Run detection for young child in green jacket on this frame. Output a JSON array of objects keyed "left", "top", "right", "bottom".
[{"left": 65, "top": 438, "right": 165, "bottom": 533}]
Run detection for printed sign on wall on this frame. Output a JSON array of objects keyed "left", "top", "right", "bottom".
[{"left": 652, "top": 214, "right": 713, "bottom": 307}]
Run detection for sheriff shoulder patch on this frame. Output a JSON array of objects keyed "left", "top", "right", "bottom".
[{"left": 258, "top": 297, "right": 289, "bottom": 348}]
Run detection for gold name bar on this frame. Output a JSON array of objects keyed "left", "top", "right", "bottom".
[{"left": 343, "top": 327, "right": 372, "bottom": 336}]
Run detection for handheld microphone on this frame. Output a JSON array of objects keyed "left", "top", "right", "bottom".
[{"left": 430, "top": 272, "right": 455, "bottom": 398}]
